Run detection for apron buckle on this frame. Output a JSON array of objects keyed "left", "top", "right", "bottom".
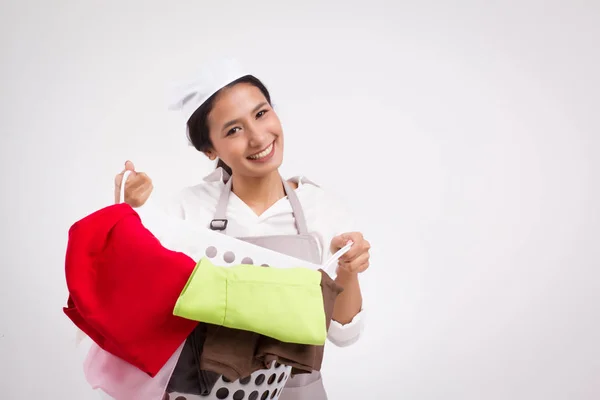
[{"left": 209, "top": 219, "right": 228, "bottom": 231}]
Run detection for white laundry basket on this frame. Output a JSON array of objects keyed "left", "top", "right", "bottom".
[{"left": 121, "top": 171, "right": 350, "bottom": 276}]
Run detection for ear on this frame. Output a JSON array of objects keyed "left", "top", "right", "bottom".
[{"left": 204, "top": 149, "right": 217, "bottom": 161}]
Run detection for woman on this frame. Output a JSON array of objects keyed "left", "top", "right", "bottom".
[{"left": 115, "top": 58, "right": 370, "bottom": 400}]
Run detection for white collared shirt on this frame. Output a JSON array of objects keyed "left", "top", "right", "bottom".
[{"left": 143, "top": 168, "right": 364, "bottom": 347}]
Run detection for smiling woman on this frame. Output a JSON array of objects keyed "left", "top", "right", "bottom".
[
  {"left": 187, "top": 75, "right": 282, "bottom": 177},
  {"left": 109, "top": 57, "right": 372, "bottom": 400},
  {"left": 186, "top": 74, "right": 287, "bottom": 215}
]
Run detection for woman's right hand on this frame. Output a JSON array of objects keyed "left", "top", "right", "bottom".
[{"left": 114, "top": 160, "right": 153, "bottom": 207}]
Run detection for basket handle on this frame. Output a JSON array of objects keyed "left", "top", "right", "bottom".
[
  {"left": 322, "top": 241, "right": 353, "bottom": 279},
  {"left": 119, "top": 170, "right": 133, "bottom": 204}
]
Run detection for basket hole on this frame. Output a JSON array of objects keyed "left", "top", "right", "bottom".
[
  {"left": 233, "top": 390, "right": 245, "bottom": 400},
  {"left": 216, "top": 387, "right": 229, "bottom": 399},
  {"left": 241, "top": 257, "right": 254, "bottom": 265},
  {"left": 205, "top": 246, "right": 218, "bottom": 258},
  {"left": 255, "top": 374, "right": 265, "bottom": 385},
  {"left": 223, "top": 251, "right": 236, "bottom": 263}
]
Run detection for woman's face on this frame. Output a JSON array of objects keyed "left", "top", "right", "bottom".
[{"left": 206, "top": 82, "right": 284, "bottom": 178}]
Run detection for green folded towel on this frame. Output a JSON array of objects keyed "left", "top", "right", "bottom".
[{"left": 173, "top": 257, "right": 327, "bottom": 345}]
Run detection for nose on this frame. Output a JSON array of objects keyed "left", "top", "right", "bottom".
[{"left": 246, "top": 123, "right": 269, "bottom": 148}]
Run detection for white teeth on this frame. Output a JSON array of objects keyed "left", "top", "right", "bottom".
[{"left": 248, "top": 143, "right": 274, "bottom": 160}]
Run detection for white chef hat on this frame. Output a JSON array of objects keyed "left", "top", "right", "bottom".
[{"left": 168, "top": 57, "right": 251, "bottom": 144}]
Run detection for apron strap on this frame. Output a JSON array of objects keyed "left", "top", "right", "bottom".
[
  {"left": 282, "top": 179, "right": 309, "bottom": 235},
  {"left": 209, "top": 175, "right": 308, "bottom": 235},
  {"left": 209, "top": 178, "right": 232, "bottom": 231}
]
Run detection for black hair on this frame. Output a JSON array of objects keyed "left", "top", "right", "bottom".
[{"left": 186, "top": 75, "right": 272, "bottom": 177}]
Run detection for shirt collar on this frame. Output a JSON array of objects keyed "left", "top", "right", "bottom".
[
  {"left": 202, "top": 167, "right": 229, "bottom": 183},
  {"left": 202, "top": 168, "right": 319, "bottom": 188}
]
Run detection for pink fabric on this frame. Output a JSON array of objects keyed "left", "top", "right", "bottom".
[{"left": 83, "top": 340, "right": 184, "bottom": 400}]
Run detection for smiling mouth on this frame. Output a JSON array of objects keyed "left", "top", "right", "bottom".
[{"left": 247, "top": 141, "right": 274, "bottom": 160}]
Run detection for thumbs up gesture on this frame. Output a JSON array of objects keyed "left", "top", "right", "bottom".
[{"left": 113, "top": 160, "right": 153, "bottom": 207}]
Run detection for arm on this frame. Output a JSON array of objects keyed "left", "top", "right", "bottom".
[
  {"left": 327, "top": 271, "right": 366, "bottom": 347},
  {"left": 332, "top": 269, "right": 363, "bottom": 324},
  {"left": 319, "top": 193, "right": 371, "bottom": 347},
  {"left": 329, "top": 231, "right": 370, "bottom": 324}
]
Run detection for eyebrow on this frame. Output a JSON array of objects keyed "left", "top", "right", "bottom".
[{"left": 221, "top": 102, "right": 269, "bottom": 131}]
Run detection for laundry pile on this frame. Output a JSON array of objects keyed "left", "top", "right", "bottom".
[{"left": 62, "top": 201, "right": 344, "bottom": 400}]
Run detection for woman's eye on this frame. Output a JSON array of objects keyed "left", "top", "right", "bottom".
[
  {"left": 227, "top": 127, "right": 241, "bottom": 136},
  {"left": 256, "top": 109, "right": 268, "bottom": 118}
]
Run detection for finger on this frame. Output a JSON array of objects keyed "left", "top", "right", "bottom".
[
  {"left": 330, "top": 231, "right": 361, "bottom": 252},
  {"left": 340, "top": 239, "right": 368, "bottom": 262},
  {"left": 125, "top": 185, "right": 141, "bottom": 205},
  {"left": 339, "top": 260, "right": 369, "bottom": 274},
  {"left": 127, "top": 184, "right": 152, "bottom": 207},
  {"left": 126, "top": 181, "right": 146, "bottom": 199},
  {"left": 128, "top": 172, "right": 149, "bottom": 186},
  {"left": 340, "top": 252, "right": 370, "bottom": 272},
  {"left": 115, "top": 173, "right": 122, "bottom": 187},
  {"left": 139, "top": 184, "right": 154, "bottom": 204},
  {"left": 130, "top": 177, "right": 152, "bottom": 196},
  {"left": 340, "top": 244, "right": 362, "bottom": 262},
  {"left": 134, "top": 179, "right": 153, "bottom": 197},
  {"left": 356, "top": 261, "right": 370, "bottom": 273},
  {"left": 336, "top": 261, "right": 366, "bottom": 275},
  {"left": 136, "top": 172, "right": 151, "bottom": 184},
  {"left": 330, "top": 234, "right": 349, "bottom": 251},
  {"left": 345, "top": 252, "right": 369, "bottom": 268}
]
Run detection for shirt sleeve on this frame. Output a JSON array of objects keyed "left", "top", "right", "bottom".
[
  {"left": 317, "top": 188, "right": 367, "bottom": 347},
  {"left": 327, "top": 309, "right": 366, "bottom": 347}
]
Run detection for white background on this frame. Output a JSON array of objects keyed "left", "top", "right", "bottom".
[{"left": 1, "top": 0, "right": 599, "bottom": 399}]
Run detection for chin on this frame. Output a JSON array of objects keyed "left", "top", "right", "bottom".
[{"left": 244, "top": 160, "right": 282, "bottom": 178}]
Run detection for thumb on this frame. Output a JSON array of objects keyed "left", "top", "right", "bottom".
[
  {"left": 124, "top": 160, "right": 135, "bottom": 172},
  {"left": 330, "top": 233, "right": 350, "bottom": 251},
  {"left": 115, "top": 160, "right": 136, "bottom": 187}
]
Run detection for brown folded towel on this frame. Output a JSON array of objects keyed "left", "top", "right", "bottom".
[{"left": 255, "top": 269, "right": 344, "bottom": 375}]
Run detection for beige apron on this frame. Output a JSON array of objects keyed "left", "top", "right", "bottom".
[{"left": 166, "top": 173, "right": 329, "bottom": 400}]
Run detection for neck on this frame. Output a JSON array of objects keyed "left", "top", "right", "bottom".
[{"left": 231, "top": 170, "right": 285, "bottom": 216}]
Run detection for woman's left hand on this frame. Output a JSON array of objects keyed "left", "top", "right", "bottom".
[{"left": 330, "top": 232, "right": 371, "bottom": 275}]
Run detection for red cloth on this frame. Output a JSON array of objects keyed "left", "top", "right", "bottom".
[{"left": 63, "top": 203, "right": 199, "bottom": 377}]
